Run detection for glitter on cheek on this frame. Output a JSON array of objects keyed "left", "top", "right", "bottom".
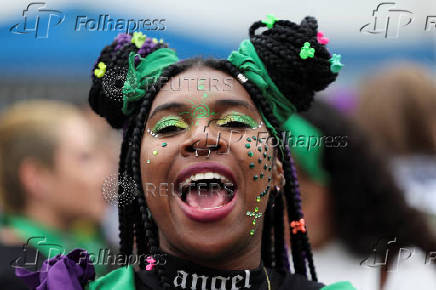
[{"left": 246, "top": 137, "right": 276, "bottom": 236}]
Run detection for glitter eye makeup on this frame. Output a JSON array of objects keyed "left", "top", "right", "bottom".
[
  {"left": 150, "top": 116, "right": 189, "bottom": 136},
  {"left": 216, "top": 111, "right": 259, "bottom": 129}
]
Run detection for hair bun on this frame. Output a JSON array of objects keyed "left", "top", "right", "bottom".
[
  {"left": 249, "top": 16, "right": 337, "bottom": 111},
  {"left": 89, "top": 33, "right": 169, "bottom": 128}
]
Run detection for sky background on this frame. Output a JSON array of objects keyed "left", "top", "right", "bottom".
[{"left": 0, "top": 0, "right": 435, "bottom": 106}]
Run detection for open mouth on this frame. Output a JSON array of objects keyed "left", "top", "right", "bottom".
[
  {"left": 174, "top": 163, "right": 238, "bottom": 222},
  {"left": 179, "top": 172, "right": 236, "bottom": 209}
]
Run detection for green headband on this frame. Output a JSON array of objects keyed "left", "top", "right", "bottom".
[
  {"left": 227, "top": 39, "right": 297, "bottom": 123},
  {"left": 283, "top": 114, "right": 329, "bottom": 185},
  {"left": 227, "top": 39, "right": 298, "bottom": 156},
  {"left": 122, "top": 49, "right": 179, "bottom": 115}
]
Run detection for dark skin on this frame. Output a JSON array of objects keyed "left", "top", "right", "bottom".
[{"left": 140, "top": 67, "right": 283, "bottom": 270}]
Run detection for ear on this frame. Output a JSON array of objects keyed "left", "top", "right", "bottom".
[
  {"left": 271, "top": 155, "right": 284, "bottom": 187},
  {"left": 19, "top": 158, "right": 52, "bottom": 201}
]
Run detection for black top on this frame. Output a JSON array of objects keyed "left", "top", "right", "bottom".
[
  {"left": 135, "top": 253, "right": 324, "bottom": 290},
  {"left": 0, "top": 243, "right": 44, "bottom": 290}
]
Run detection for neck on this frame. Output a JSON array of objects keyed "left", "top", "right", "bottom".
[
  {"left": 23, "top": 201, "right": 70, "bottom": 231},
  {"left": 159, "top": 233, "right": 262, "bottom": 271}
]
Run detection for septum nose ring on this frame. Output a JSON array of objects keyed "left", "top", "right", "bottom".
[{"left": 194, "top": 148, "right": 211, "bottom": 158}]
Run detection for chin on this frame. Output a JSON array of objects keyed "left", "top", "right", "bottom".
[{"left": 165, "top": 224, "right": 249, "bottom": 263}]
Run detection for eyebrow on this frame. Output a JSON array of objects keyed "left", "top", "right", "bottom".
[
  {"left": 149, "top": 99, "right": 255, "bottom": 119},
  {"left": 149, "top": 102, "right": 187, "bottom": 119},
  {"left": 215, "top": 99, "right": 254, "bottom": 110}
]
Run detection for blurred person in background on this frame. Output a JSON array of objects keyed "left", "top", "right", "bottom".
[
  {"left": 284, "top": 101, "right": 436, "bottom": 290},
  {"left": 0, "top": 100, "right": 112, "bottom": 288},
  {"left": 81, "top": 106, "right": 122, "bottom": 248},
  {"left": 355, "top": 64, "right": 436, "bottom": 218}
]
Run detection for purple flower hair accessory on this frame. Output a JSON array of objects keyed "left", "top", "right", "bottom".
[
  {"left": 15, "top": 248, "right": 95, "bottom": 290},
  {"left": 114, "top": 33, "right": 132, "bottom": 51}
]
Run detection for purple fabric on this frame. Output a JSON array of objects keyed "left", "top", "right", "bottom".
[{"left": 15, "top": 248, "right": 95, "bottom": 290}]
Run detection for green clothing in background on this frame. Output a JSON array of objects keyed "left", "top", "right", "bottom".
[{"left": 2, "top": 214, "right": 109, "bottom": 276}]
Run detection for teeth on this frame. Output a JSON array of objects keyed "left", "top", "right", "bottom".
[{"left": 181, "top": 172, "right": 233, "bottom": 185}]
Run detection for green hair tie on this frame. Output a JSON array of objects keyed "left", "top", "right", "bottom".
[
  {"left": 228, "top": 39, "right": 298, "bottom": 156},
  {"left": 228, "top": 39, "right": 297, "bottom": 124},
  {"left": 122, "top": 48, "right": 179, "bottom": 115}
]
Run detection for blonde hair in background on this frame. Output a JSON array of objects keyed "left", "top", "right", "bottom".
[
  {"left": 355, "top": 63, "right": 436, "bottom": 156},
  {"left": 0, "top": 100, "right": 81, "bottom": 213}
]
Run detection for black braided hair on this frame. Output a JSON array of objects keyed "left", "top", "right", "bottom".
[
  {"left": 261, "top": 193, "right": 274, "bottom": 268},
  {"left": 272, "top": 190, "right": 285, "bottom": 273},
  {"left": 89, "top": 16, "right": 337, "bottom": 288},
  {"left": 249, "top": 16, "right": 337, "bottom": 111}
]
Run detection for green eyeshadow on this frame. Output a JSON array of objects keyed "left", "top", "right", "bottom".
[
  {"left": 151, "top": 116, "right": 188, "bottom": 135},
  {"left": 216, "top": 111, "right": 259, "bottom": 128}
]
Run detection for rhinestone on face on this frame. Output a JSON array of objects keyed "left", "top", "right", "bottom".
[{"left": 249, "top": 162, "right": 255, "bottom": 169}]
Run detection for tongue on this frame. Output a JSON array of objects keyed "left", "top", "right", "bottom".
[{"left": 185, "top": 188, "right": 229, "bottom": 208}]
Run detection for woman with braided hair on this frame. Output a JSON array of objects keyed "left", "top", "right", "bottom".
[{"left": 16, "top": 15, "right": 354, "bottom": 290}]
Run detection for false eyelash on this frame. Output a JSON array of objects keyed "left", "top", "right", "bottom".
[{"left": 216, "top": 112, "right": 259, "bottom": 129}]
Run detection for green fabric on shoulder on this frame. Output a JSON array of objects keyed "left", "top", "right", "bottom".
[
  {"left": 321, "top": 281, "right": 356, "bottom": 290},
  {"left": 86, "top": 265, "right": 135, "bottom": 290}
]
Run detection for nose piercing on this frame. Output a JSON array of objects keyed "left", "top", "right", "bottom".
[{"left": 194, "top": 148, "right": 211, "bottom": 158}]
